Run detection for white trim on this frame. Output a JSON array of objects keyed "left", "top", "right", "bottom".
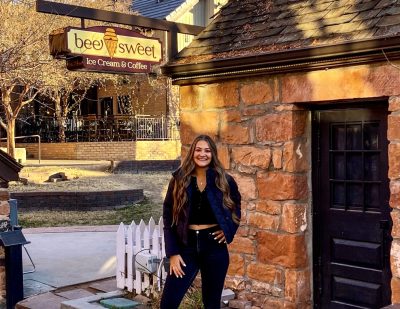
[{"left": 166, "top": 0, "right": 200, "bottom": 22}]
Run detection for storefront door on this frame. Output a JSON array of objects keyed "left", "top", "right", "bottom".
[{"left": 312, "top": 105, "right": 391, "bottom": 308}]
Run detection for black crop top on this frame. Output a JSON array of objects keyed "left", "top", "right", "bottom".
[{"left": 188, "top": 177, "right": 218, "bottom": 225}]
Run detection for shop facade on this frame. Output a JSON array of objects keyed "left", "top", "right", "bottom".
[{"left": 163, "top": 0, "right": 400, "bottom": 307}]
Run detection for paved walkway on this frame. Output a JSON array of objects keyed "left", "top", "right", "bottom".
[{"left": 17, "top": 225, "right": 120, "bottom": 308}]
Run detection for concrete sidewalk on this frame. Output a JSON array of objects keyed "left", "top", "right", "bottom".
[{"left": 22, "top": 226, "right": 119, "bottom": 299}]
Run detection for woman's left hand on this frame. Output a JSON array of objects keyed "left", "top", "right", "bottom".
[{"left": 212, "top": 230, "right": 226, "bottom": 243}]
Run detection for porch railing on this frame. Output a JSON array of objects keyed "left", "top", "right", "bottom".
[{"left": 12, "top": 115, "right": 180, "bottom": 143}]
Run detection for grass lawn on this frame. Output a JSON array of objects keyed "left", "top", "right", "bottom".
[{"left": 18, "top": 198, "right": 163, "bottom": 228}]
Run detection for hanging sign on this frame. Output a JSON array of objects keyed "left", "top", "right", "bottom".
[{"left": 49, "top": 26, "right": 162, "bottom": 74}]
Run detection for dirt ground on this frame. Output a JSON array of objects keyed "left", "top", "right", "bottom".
[{"left": 9, "top": 165, "right": 172, "bottom": 205}]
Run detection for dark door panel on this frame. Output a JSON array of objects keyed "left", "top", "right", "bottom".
[{"left": 313, "top": 106, "right": 391, "bottom": 309}]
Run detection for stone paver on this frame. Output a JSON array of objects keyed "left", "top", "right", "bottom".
[
  {"left": 89, "top": 278, "right": 118, "bottom": 293},
  {"left": 55, "top": 289, "right": 94, "bottom": 300},
  {"left": 16, "top": 292, "right": 67, "bottom": 309}
]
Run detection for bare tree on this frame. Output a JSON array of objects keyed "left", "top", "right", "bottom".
[{"left": 0, "top": 0, "right": 134, "bottom": 155}]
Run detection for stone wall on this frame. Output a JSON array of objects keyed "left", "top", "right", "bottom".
[
  {"left": 13, "top": 140, "right": 181, "bottom": 161},
  {"left": 179, "top": 61, "right": 400, "bottom": 307},
  {"left": 389, "top": 96, "right": 400, "bottom": 303},
  {"left": 10, "top": 189, "right": 144, "bottom": 211},
  {"left": 0, "top": 189, "right": 9, "bottom": 303},
  {"left": 180, "top": 79, "right": 311, "bottom": 308}
]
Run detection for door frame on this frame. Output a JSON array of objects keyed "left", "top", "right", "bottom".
[{"left": 311, "top": 101, "right": 391, "bottom": 308}]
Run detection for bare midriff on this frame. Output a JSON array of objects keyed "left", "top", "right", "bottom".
[{"left": 188, "top": 224, "right": 218, "bottom": 230}]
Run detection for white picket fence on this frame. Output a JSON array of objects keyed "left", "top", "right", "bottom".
[{"left": 116, "top": 217, "right": 167, "bottom": 295}]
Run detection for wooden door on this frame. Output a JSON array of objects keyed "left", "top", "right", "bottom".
[{"left": 313, "top": 106, "right": 392, "bottom": 308}]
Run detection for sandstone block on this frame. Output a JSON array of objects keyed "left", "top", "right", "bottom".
[
  {"left": 389, "top": 96, "right": 400, "bottom": 112},
  {"left": 262, "top": 298, "right": 283, "bottom": 309},
  {"left": 180, "top": 111, "right": 219, "bottom": 145},
  {"left": 257, "top": 231, "right": 308, "bottom": 268},
  {"left": 232, "top": 173, "right": 257, "bottom": 201},
  {"left": 203, "top": 82, "right": 240, "bottom": 109},
  {"left": 247, "top": 262, "right": 281, "bottom": 284},
  {"left": 281, "top": 64, "right": 399, "bottom": 104},
  {"left": 180, "top": 85, "right": 200, "bottom": 110},
  {"left": 390, "top": 180, "right": 400, "bottom": 208},
  {"left": 285, "top": 269, "right": 311, "bottom": 303},
  {"left": 229, "top": 236, "right": 255, "bottom": 254},
  {"left": 392, "top": 210, "right": 400, "bottom": 239},
  {"left": 241, "top": 81, "right": 274, "bottom": 106},
  {"left": 220, "top": 123, "right": 251, "bottom": 145},
  {"left": 217, "top": 145, "right": 230, "bottom": 169},
  {"left": 229, "top": 299, "right": 252, "bottom": 309},
  {"left": 221, "top": 110, "right": 242, "bottom": 122},
  {"left": 283, "top": 302, "right": 301, "bottom": 309},
  {"left": 389, "top": 143, "right": 400, "bottom": 179},
  {"left": 232, "top": 146, "right": 271, "bottom": 169},
  {"left": 256, "top": 112, "right": 307, "bottom": 143},
  {"left": 256, "top": 200, "right": 282, "bottom": 215},
  {"left": 228, "top": 253, "right": 245, "bottom": 276},
  {"left": 248, "top": 212, "right": 279, "bottom": 230},
  {"left": 257, "top": 172, "right": 308, "bottom": 200},
  {"left": 250, "top": 280, "right": 283, "bottom": 297},
  {"left": 243, "top": 201, "right": 256, "bottom": 211},
  {"left": 392, "top": 277, "right": 400, "bottom": 303},
  {"left": 391, "top": 240, "right": 400, "bottom": 278},
  {"left": 283, "top": 141, "right": 310, "bottom": 172},
  {"left": 225, "top": 277, "right": 247, "bottom": 291},
  {"left": 272, "top": 148, "right": 283, "bottom": 169},
  {"left": 238, "top": 165, "right": 258, "bottom": 174},
  {"left": 389, "top": 114, "right": 400, "bottom": 141},
  {"left": 280, "top": 203, "right": 307, "bottom": 233}
]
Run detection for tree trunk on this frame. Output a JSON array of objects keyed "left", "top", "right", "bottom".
[
  {"left": 57, "top": 116, "right": 66, "bottom": 143},
  {"left": 6, "top": 118, "right": 16, "bottom": 159},
  {"left": 54, "top": 94, "right": 66, "bottom": 143}
]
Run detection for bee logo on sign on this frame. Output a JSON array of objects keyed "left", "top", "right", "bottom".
[{"left": 49, "top": 26, "right": 163, "bottom": 74}]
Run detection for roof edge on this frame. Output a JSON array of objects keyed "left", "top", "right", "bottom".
[{"left": 162, "top": 36, "right": 400, "bottom": 85}]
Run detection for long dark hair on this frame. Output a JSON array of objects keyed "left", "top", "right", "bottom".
[{"left": 171, "top": 135, "right": 238, "bottom": 225}]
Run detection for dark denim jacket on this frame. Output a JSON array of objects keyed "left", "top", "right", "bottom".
[{"left": 163, "top": 168, "right": 241, "bottom": 257}]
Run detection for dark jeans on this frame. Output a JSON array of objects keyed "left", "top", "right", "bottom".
[{"left": 160, "top": 226, "right": 229, "bottom": 309}]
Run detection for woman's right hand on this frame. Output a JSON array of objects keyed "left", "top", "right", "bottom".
[{"left": 169, "top": 254, "right": 186, "bottom": 278}]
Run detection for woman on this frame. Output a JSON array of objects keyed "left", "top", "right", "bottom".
[{"left": 160, "top": 135, "right": 241, "bottom": 309}]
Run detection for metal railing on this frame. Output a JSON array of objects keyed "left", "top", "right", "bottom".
[{"left": 12, "top": 115, "right": 180, "bottom": 143}]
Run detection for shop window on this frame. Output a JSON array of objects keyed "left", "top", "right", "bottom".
[{"left": 100, "top": 97, "right": 113, "bottom": 117}]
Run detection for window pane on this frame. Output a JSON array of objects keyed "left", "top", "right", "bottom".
[
  {"left": 364, "top": 154, "right": 379, "bottom": 181},
  {"left": 347, "top": 153, "right": 363, "bottom": 180},
  {"left": 332, "top": 182, "right": 345, "bottom": 208},
  {"left": 347, "top": 124, "right": 362, "bottom": 150},
  {"left": 332, "top": 125, "right": 345, "bottom": 150},
  {"left": 332, "top": 153, "right": 345, "bottom": 180},
  {"left": 365, "top": 184, "right": 380, "bottom": 210},
  {"left": 364, "top": 123, "right": 379, "bottom": 150},
  {"left": 347, "top": 183, "right": 363, "bottom": 208}
]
